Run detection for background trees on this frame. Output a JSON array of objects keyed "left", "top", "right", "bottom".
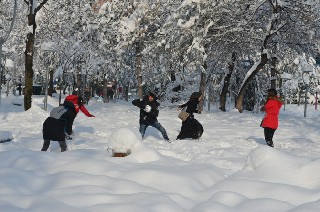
[{"left": 1, "top": 0, "right": 320, "bottom": 111}]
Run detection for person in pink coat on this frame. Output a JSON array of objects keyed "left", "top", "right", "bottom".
[{"left": 260, "top": 88, "right": 283, "bottom": 147}]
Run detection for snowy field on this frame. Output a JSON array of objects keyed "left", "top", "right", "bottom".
[{"left": 0, "top": 94, "right": 320, "bottom": 211}]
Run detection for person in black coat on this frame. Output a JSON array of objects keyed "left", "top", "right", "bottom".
[
  {"left": 176, "top": 92, "right": 203, "bottom": 140},
  {"left": 41, "top": 101, "right": 77, "bottom": 152},
  {"left": 132, "top": 91, "right": 170, "bottom": 142}
]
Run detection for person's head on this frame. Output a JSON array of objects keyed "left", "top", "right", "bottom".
[
  {"left": 190, "top": 92, "right": 202, "bottom": 100},
  {"left": 78, "top": 96, "right": 84, "bottom": 106},
  {"left": 267, "top": 88, "right": 277, "bottom": 98},
  {"left": 72, "top": 89, "right": 79, "bottom": 95},
  {"left": 148, "top": 91, "right": 156, "bottom": 102}
]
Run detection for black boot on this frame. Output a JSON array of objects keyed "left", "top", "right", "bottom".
[{"left": 266, "top": 141, "right": 274, "bottom": 147}]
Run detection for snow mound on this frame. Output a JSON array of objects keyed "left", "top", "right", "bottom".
[
  {"left": 0, "top": 131, "right": 13, "bottom": 143},
  {"left": 109, "top": 128, "right": 161, "bottom": 162},
  {"left": 244, "top": 146, "right": 320, "bottom": 189}
]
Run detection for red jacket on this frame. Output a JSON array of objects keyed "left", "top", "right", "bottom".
[
  {"left": 261, "top": 96, "right": 282, "bottom": 129},
  {"left": 65, "top": 95, "right": 95, "bottom": 117}
]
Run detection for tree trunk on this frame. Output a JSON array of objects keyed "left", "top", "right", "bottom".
[
  {"left": 270, "top": 56, "right": 277, "bottom": 89},
  {"left": 235, "top": 0, "right": 280, "bottom": 113},
  {"left": 220, "top": 52, "right": 236, "bottom": 111},
  {"left": 135, "top": 42, "right": 143, "bottom": 98},
  {"left": 208, "top": 84, "right": 212, "bottom": 111},
  {"left": 24, "top": 0, "right": 49, "bottom": 110},
  {"left": 236, "top": 53, "right": 269, "bottom": 112},
  {"left": 125, "top": 81, "right": 129, "bottom": 101},
  {"left": 103, "top": 80, "right": 108, "bottom": 103},
  {"left": 48, "top": 70, "right": 54, "bottom": 97},
  {"left": 24, "top": 32, "right": 34, "bottom": 110},
  {"left": 198, "top": 62, "right": 206, "bottom": 112}
]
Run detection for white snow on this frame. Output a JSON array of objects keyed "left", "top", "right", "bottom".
[{"left": 0, "top": 94, "right": 320, "bottom": 211}]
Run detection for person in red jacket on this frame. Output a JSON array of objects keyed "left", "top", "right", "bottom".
[
  {"left": 260, "top": 88, "right": 283, "bottom": 147},
  {"left": 65, "top": 91, "right": 95, "bottom": 117}
]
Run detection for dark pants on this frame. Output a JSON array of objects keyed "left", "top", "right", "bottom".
[
  {"left": 41, "top": 140, "right": 67, "bottom": 152},
  {"left": 139, "top": 121, "right": 169, "bottom": 140},
  {"left": 264, "top": 127, "right": 276, "bottom": 147}
]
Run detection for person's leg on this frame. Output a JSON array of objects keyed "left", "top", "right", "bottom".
[
  {"left": 58, "top": 141, "right": 67, "bottom": 152},
  {"left": 176, "top": 120, "right": 188, "bottom": 140},
  {"left": 41, "top": 140, "right": 50, "bottom": 151},
  {"left": 151, "top": 121, "right": 170, "bottom": 141},
  {"left": 264, "top": 127, "right": 276, "bottom": 147},
  {"left": 193, "top": 120, "right": 203, "bottom": 139},
  {"left": 139, "top": 124, "right": 148, "bottom": 139}
]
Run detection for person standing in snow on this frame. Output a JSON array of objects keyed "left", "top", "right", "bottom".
[
  {"left": 107, "top": 87, "right": 114, "bottom": 102},
  {"left": 41, "top": 100, "right": 77, "bottom": 152},
  {"left": 260, "top": 88, "right": 283, "bottom": 147},
  {"left": 132, "top": 91, "right": 170, "bottom": 142},
  {"left": 176, "top": 92, "right": 203, "bottom": 140}
]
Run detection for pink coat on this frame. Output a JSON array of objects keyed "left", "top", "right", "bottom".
[{"left": 261, "top": 97, "right": 282, "bottom": 129}]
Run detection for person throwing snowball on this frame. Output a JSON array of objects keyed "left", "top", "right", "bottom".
[{"left": 132, "top": 91, "right": 170, "bottom": 142}]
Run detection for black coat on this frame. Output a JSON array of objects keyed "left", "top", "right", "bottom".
[
  {"left": 43, "top": 101, "right": 77, "bottom": 141},
  {"left": 177, "top": 99, "right": 203, "bottom": 139},
  {"left": 179, "top": 99, "right": 200, "bottom": 116},
  {"left": 132, "top": 95, "right": 160, "bottom": 125}
]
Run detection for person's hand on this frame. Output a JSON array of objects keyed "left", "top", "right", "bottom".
[
  {"left": 145, "top": 105, "right": 151, "bottom": 113},
  {"left": 65, "top": 134, "right": 72, "bottom": 140}
]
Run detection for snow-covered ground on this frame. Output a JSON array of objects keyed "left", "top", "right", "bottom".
[{"left": 0, "top": 94, "right": 320, "bottom": 211}]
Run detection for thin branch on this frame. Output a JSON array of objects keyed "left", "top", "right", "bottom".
[{"left": 34, "top": 0, "right": 49, "bottom": 14}]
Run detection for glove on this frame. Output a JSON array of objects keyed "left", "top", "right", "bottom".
[
  {"left": 145, "top": 105, "right": 151, "bottom": 113},
  {"left": 65, "top": 134, "right": 72, "bottom": 140}
]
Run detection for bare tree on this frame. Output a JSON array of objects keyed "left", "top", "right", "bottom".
[
  {"left": 220, "top": 52, "right": 237, "bottom": 111},
  {"left": 23, "top": 0, "right": 48, "bottom": 110},
  {"left": 236, "top": 0, "right": 319, "bottom": 112}
]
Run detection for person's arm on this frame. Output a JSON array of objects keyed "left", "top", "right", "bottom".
[
  {"left": 132, "top": 99, "right": 144, "bottom": 109},
  {"left": 260, "top": 99, "right": 268, "bottom": 112},
  {"left": 148, "top": 106, "right": 159, "bottom": 118},
  {"left": 79, "top": 105, "right": 95, "bottom": 117},
  {"left": 185, "top": 101, "right": 199, "bottom": 113},
  {"left": 178, "top": 103, "right": 188, "bottom": 110}
]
